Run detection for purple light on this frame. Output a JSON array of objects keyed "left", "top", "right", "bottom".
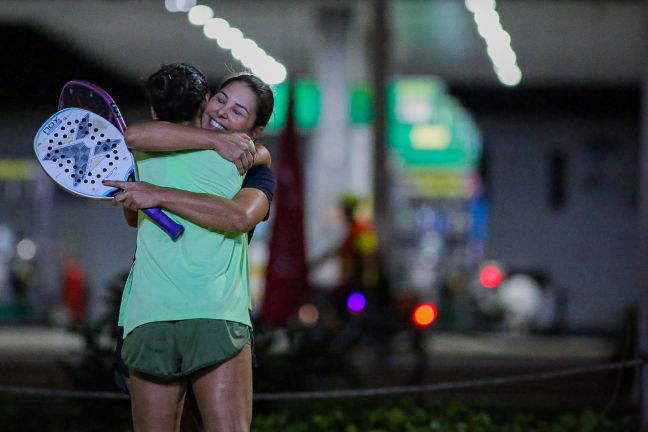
[{"left": 346, "top": 292, "right": 366, "bottom": 314}]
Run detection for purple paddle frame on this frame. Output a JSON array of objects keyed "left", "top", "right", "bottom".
[{"left": 59, "top": 80, "right": 184, "bottom": 240}]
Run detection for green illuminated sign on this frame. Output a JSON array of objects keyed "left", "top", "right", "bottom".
[
  {"left": 264, "top": 77, "right": 481, "bottom": 171},
  {"left": 350, "top": 82, "right": 374, "bottom": 125},
  {"left": 266, "top": 80, "right": 320, "bottom": 132},
  {"left": 387, "top": 79, "right": 480, "bottom": 169}
]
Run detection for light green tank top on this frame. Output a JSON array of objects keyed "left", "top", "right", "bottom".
[{"left": 118, "top": 149, "right": 249, "bottom": 336}]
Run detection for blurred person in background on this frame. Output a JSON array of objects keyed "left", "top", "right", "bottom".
[{"left": 315, "top": 194, "right": 380, "bottom": 317}]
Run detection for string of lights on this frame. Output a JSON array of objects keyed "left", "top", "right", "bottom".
[
  {"left": 465, "top": 0, "right": 522, "bottom": 87},
  {"left": 164, "top": 0, "right": 287, "bottom": 85}
]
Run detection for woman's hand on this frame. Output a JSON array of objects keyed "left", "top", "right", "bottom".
[
  {"left": 103, "top": 180, "right": 163, "bottom": 210},
  {"left": 212, "top": 132, "right": 257, "bottom": 175}
]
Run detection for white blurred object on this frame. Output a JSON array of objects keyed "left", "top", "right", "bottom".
[
  {"left": 497, "top": 274, "right": 542, "bottom": 332},
  {"left": 310, "top": 256, "right": 340, "bottom": 289},
  {"left": 164, "top": 0, "right": 180, "bottom": 12},
  {"left": 16, "top": 238, "right": 37, "bottom": 261},
  {"left": 187, "top": 4, "right": 213, "bottom": 26}
]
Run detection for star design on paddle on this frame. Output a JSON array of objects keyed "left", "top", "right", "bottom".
[{"left": 41, "top": 113, "right": 122, "bottom": 186}]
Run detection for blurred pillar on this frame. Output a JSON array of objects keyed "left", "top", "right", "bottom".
[
  {"left": 306, "top": 7, "right": 354, "bottom": 260},
  {"left": 347, "top": 3, "right": 373, "bottom": 198},
  {"left": 33, "top": 168, "right": 57, "bottom": 322},
  {"left": 640, "top": 4, "right": 648, "bottom": 428},
  {"left": 370, "top": 0, "right": 391, "bottom": 268}
]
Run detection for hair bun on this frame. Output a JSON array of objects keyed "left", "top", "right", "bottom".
[
  {"left": 145, "top": 63, "right": 209, "bottom": 122},
  {"left": 170, "top": 74, "right": 188, "bottom": 101},
  {"left": 151, "top": 73, "right": 173, "bottom": 101}
]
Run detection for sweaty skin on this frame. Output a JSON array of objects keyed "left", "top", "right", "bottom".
[
  {"left": 104, "top": 179, "right": 269, "bottom": 233},
  {"left": 111, "top": 81, "right": 273, "bottom": 232}
]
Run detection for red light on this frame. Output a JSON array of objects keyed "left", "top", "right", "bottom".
[
  {"left": 412, "top": 303, "right": 438, "bottom": 327},
  {"left": 480, "top": 264, "right": 504, "bottom": 289}
]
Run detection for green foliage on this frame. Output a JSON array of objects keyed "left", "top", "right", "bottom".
[
  {"left": 252, "top": 401, "right": 637, "bottom": 432},
  {"left": 2, "top": 398, "right": 636, "bottom": 431}
]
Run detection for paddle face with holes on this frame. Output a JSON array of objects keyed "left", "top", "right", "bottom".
[
  {"left": 54, "top": 81, "right": 184, "bottom": 240},
  {"left": 34, "top": 108, "right": 133, "bottom": 199}
]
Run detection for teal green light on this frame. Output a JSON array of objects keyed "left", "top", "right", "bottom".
[
  {"left": 350, "top": 82, "right": 374, "bottom": 125},
  {"left": 265, "top": 80, "right": 320, "bottom": 132}
]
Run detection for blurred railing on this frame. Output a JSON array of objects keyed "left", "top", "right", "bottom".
[{"left": 0, "top": 357, "right": 642, "bottom": 402}]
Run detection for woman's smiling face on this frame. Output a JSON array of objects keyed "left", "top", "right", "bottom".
[{"left": 202, "top": 81, "right": 259, "bottom": 134}]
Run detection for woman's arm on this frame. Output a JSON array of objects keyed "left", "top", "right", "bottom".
[
  {"left": 125, "top": 122, "right": 256, "bottom": 173},
  {"left": 104, "top": 180, "right": 269, "bottom": 233},
  {"left": 254, "top": 144, "right": 272, "bottom": 168}
]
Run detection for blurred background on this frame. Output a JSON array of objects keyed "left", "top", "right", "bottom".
[{"left": 0, "top": 0, "right": 644, "bottom": 428}]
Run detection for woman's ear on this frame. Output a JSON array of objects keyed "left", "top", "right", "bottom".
[
  {"left": 198, "top": 93, "right": 210, "bottom": 116},
  {"left": 250, "top": 126, "right": 265, "bottom": 140},
  {"left": 149, "top": 106, "right": 158, "bottom": 120}
]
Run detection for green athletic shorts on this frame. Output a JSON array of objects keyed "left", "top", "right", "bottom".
[{"left": 121, "top": 319, "right": 252, "bottom": 379}]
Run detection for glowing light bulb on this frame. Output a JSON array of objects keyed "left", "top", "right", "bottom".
[
  {"left": 188, "top": 5, "right": 213, "bottom": 26},
  {"left": 298, "top": 304, "right": 319, "bottom": 326},
  {"left": 497, "top": 64, "right": 522, "bottom": 86},
  {"left": 347, "top": 292, "right": 366, "bottom": 314},
  {"left": 480, "top": 264, "right": 504, "bottom": 289},
  {"left": 176, "top": 0, "right": 196, "bottom": 12},
  {"left": 412, "top": 303, "right": 438, "bottom": 327},
  {"left": 203, "top": 18, "right": 230, "bottom": 40},
  {"left": 216, "top": 27, "right": 244, "bottom": 50},
  {"left": 165, "top": 0, "right": 180, "bottom": 12},
  {"left": 231, "top": 38, "right": 259, "bottom": 63},
  {"left": 466, "top": 0, "right": 521, "bottom": 87}
]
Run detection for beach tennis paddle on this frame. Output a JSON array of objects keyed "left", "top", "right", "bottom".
[
  {"left": 58, "top": 80, "right": 127, "bottom": 132},
  {"left": 55, "top": 80, "right": 184, "bottom": 240},
  {"left": 34, "top": 107, "right": 184, "bottom": 240}
]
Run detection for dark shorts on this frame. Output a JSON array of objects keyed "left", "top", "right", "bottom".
[{"left": 120, "top": 319, "right": 252, "bottom": 380}]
